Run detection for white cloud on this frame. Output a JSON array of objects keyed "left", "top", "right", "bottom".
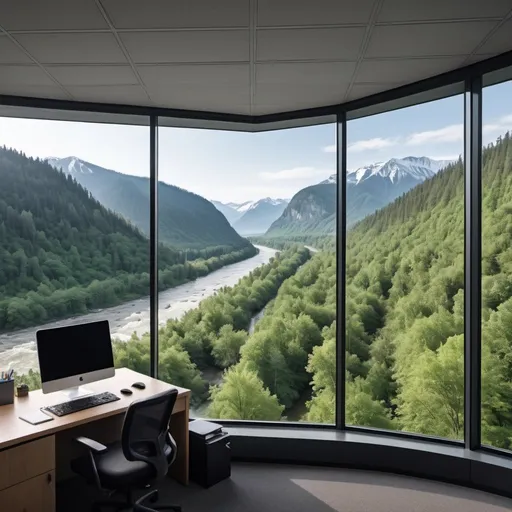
[
  {"left": 348, "top": 137, "right": 398, "bottom": 152},
  {"left": 259, "top": 166, "right": 332, "bottom": 182},
  {"left": 483, "top": 114, "right": 512, "bottom": 138},
  {"left": 323, "top": 144, "right": 336, "bottom": 153},
  {"left": 406, "top": 124, "right": 463, "bottom": 146},
  {"left": 427, "top": 154, "right": 461, "bottom": 162}
]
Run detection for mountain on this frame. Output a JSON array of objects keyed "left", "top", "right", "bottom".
[
  {"left": 266, "top": 156, "right": 453, "bottom": 236},
  {"left": 211, "top": 201, "right": 244, "bottom": 224},
  {"left": 232, "top": 198, "right": 288, "bottom": 235},
  {"left": 46, "top": 157, "right": 250, "bottom": 250}
]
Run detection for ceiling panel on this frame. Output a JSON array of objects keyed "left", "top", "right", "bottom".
[
  {"left": 346, "top": 83, "right": 397, "bottom": 101},
  {"left": 257, "top": 0, "right": 375, "bottom": 26},
  {"left": 0, "top": 65, "right": 56, "bottom": 86},
  {"left": 476, "top": 20, "right": 512, "bottom": 55},
  {"left": 366, "top": 21, "right": 497, "bottom": 58},
  {"left": 0, "top": 84, "right": 69, "bottom": 99},
  {"left": 121, "top": 30, "right": 250, "bottom": 63},
  {"left": 356, "top": 57, "right": 466, "bottom": 83},
  {"left": 138, "top": 64, "right": 250, "bottom": 86},
  {"left": 0, "top": 36, "right": 33, "bottom": 64},
  {"left": 0, "top": 0, "right": 108, "bottom": 31},
  {"left": 103, "top": 0, "right": 249, "bottom": 29},
  {"left": 256, "top": 61, "right": 356, "bottom": 84},
  {"left": 47, "top": 65, "right": 139, "bottom": 86},
  {"left": 66, "top": 85, "right": 150, "bottom": 105},
  {"left": 255, "top": 84, "right": 349, "bottom": 106},
  {"left": 378, "top": 0, "right": 512, "bottom": 22},
  {"left": 257, "top": 27, "right": 365, "bottom": 61},
  {"left": 13, "top": 33, "right": 127, "bottom": 64}
]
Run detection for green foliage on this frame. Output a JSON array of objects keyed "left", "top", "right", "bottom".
[
  {"left": 211, "top": 325, "right": 247, "bottom": 368},
  {"left": 208, "top": 365, "right": 284, "bottom": 420},
  {"left": 0, "top": 146, "right": 257, "bottom": 331}
]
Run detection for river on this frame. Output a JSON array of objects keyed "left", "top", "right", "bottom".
[{"left": 0, "top": 245, "right": 277, "bottom": 374}]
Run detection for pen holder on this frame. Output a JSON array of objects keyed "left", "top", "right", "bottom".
[{"left": 0, "top": 379, "right": 14, "bottom": 406}]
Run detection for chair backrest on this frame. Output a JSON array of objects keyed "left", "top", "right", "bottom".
[{"left": 121, "top": 388, "right": 179, "bottom": 481}]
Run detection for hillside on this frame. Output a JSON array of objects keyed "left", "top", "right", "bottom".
[
  {"left": 232, "top": 198, "right": 288, "bottom": 235},
  {"left": 47, "top": 157, "right": 249, "bottom": 250},
  {"left": 0, "top": 147, "right": 256, "bottom": 331},
  {"left": 266, "top": 156, "right": 451, "bottom": 236},
  {"left": 266, "top": 184, "right": 335, "bottom": 236}
]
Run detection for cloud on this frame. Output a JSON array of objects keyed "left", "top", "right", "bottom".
[
  {"left": 323, "top": 144, "right": 336, "bottom": 153},
  {"left": 259, "top": 167, "right": 332, "bottom": 182},
  {"left": 348, "top": 137, "right": 398, "bottom": 152},
  {"left": 406, "top": 124, "right": 463, "bottom": 146},
  {"left": 483, "top": 114, "right": 512, "bottom": 137}
]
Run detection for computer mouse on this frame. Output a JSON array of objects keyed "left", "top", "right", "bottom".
[
  {"left": 120, "top": 388, "right": 133, "bottom": 395},
  {"left": 132, "top": 381, "right": 146, "bottom": 390}
]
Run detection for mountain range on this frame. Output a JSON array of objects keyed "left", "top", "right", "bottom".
[
  {"left": 213, "top": 198, "right": 288, "bottom": 235},
  {"left": 46, "top": 157, "right": 249, "bottom": 250},
  {"left": 266, "top": 156, "right": 455, "bottom": 236}
]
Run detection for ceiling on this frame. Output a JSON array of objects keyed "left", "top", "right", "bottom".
[{"left": 0, "top": 0, "right": 511, "bottom": 116}]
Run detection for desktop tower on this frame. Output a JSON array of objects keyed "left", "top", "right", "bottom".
[{"left": 189, "top": 420, "right": 231, "bottom": 488}]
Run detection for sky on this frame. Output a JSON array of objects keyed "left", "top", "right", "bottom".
[{"left": 1, "top": 81, "right": 512, "bottom": 203}]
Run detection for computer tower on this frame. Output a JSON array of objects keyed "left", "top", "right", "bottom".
[{"left": 189, "top": 420, "right": 231, "bottom": 488}]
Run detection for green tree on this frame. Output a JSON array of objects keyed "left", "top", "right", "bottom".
[{"left": 211, "top": 325, "right": 247, "bottom": 368}]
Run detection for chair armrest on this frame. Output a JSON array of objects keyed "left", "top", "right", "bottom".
[{"left": 74, "top": 436, "right": 108, "bottom": 454}]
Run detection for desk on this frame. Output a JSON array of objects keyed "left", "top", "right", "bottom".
[{"left": 0, "top": 368, "right": 190, "bottom": 511}]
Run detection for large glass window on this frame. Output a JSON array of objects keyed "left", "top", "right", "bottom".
[
  {"left": 157, "top": 122, "right": 336, "bottom": 422},
  {"left": 346, "top": 94, "right": 465, "bottom": 439},
  {"left": 0, "top": 113, "right": 150, "bottom": 389},
  {"left": 481, "top": 77, "right": 512, "bottom": 451}
]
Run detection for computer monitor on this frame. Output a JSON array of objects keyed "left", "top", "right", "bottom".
[{"left": 36, "top": 320, "right": 115, "bottom": 397}]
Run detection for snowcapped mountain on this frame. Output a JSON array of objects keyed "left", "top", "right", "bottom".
[
  {"left": 46, "top": 156, "right": 94, "bottom": 174},
  {"left": 267, "top": 156, "right": 455, "bottom": 236},
  {"left": 213, "top": 198, "right": 289, "bottom": 235}
]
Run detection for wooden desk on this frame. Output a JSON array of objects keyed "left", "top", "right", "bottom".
[{"left": 0, "top": 368, "right": 190, "bottom": 511}]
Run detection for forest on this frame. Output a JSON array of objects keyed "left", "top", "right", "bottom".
[{"left": 0, "top": 147, "right": 256, "bottom": 331}]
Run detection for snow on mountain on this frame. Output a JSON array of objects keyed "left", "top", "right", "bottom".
[
  {"left": 46, "top": 156, "right": 94, "bottom": 174},
  {"left": 322, "top": 156, "right": 454, "bottom": 186}
]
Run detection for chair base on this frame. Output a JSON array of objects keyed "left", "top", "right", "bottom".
[{"left": 91, "top": 489, "right": 181, "bottom": 512}]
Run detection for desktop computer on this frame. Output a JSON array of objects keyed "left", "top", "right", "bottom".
[{"left": 36, "top": 320, "right": 119, "bottom": 416}]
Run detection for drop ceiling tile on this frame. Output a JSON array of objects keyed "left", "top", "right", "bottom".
[
  {"left": 257, "top": 0, "right": 374, "bottom": 26},
  {"left": 0, "top": 0, "right": 108, "bottom": 31},
  {"left": 150, "top": 86, "right": 250, "bottom": 113},
  {"left": 347, "top": 83, "right": 398, "bottom": 101},
  {"left": 257, "top": 27, "right": 365, "bottom": 61},
  {"left": 66, "top": 85, "right": 150, "bottom": 105},
  {"left": 357, "top": 57, "right": 466, "bottom": 83},
  {"left": 47, "top": 65, "right": 139, "bottom": 86},
  {"left": 366, "top": 22, "right": 497, "bottom": 58},
  {"left": 138, "top": 64, "right": 250, "bottom": 86},
  {"left": 256, "top": 61, "right": 356, "bottom": 85},
  {"left": 0, "top": 65, "right": 55, "bottom": 86},
  {"left": 378, "top": 0, "right": 512, "bottom": 22},
  {"left": 0, "top": 36, "right": 33, "bottom": 64},
  {"left": 103, "top": 0, "right": 249, "bottom": 29},
  {"left": 0, "top": 84, "right": 68, "bottom": 99},
  {"left": 14, "top": 33, "right": 127, "bottom": 64},
  {"left": 255, "top": 84, "right": 348, "bottom": 106},
  {"left": 120, "top": 31, "right": 249, "bottom": 63},
  {"left": 476, "top": 20, "right": 512, "bottom": 55}
]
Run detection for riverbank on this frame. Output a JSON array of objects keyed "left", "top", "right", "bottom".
[{"left": 0, "top": 245, "right": 277, "bottom": 374}]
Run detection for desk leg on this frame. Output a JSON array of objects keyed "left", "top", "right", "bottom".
[{"left": 169, "top": 395, "right": 189, "bottom": 485}]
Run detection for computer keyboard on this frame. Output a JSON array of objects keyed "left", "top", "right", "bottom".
[{"left": 45, "top": 391, "right": 120, "bottom": 417}]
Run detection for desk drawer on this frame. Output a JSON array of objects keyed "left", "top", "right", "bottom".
[
  {"left": 0, "top": 436, "right": 55, "bottom": 490},
  {"left": 0, "top": 470, "right": 55, "bottom": 511}
]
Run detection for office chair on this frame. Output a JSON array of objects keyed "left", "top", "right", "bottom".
[{"left": 71, "top": 388, "right": 181, "bottom": 511}]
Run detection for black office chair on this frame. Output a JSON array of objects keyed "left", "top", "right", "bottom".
[{"left": 71, "top": 388, "right": 181, "bottom": 512}]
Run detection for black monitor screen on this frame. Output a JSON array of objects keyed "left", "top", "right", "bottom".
[{"left": 36, "top": 320, "right": 114, "bottom": 383}]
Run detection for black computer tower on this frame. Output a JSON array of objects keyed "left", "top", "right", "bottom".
[{"left": 189, "top": 420, "right": 231, "bottom": 488}]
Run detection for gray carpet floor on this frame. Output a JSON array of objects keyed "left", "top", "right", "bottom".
[{"left": 57, "top": 462, "right": 512, "bottom": 511}]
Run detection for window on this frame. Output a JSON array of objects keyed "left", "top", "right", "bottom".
[
  {"left": 481, "top": 76, "right": 512, "bottom": 451},
  {"left": 157, "top": 122, "right": 336, "bottom": 422},
  {"left": 0, "top": 113, "right": 150, "bottom": 389},
  {"left": 346, "top": 94, "right": 465, "bottom": 438}
]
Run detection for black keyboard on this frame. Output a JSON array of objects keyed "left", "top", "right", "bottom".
[{"left": 45, "top": 391, "right": 120, "bottom": 417}]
